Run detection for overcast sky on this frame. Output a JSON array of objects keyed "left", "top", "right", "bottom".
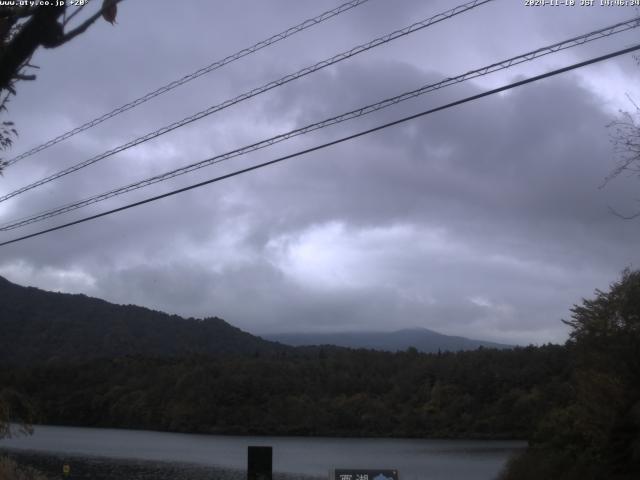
[{"left": 0, "top": 0, "right": 639, "bottom": 344}]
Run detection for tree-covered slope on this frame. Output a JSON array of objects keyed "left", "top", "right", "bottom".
[
  {"left": 0, "top": 276, "right": 287, "bottom": 365},
  {"left": 500, "top": 269, "right": 640, "bottom": 480}
]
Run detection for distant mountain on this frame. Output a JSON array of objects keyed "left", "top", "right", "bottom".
[
  {"left": 0, "top": 275, "right": 288, "bottom": 365},
  {"left": 265, "top": 328, "right": 513, "bottom": 353}
]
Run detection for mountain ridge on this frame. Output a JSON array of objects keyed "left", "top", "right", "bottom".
[
  {"left": 0, "top": 275, "right": 288, "bottom": 365},
  {"left": 0, "top": 275, "right": 512, "bottom": 366},
  {"left": 265, "top": 327, "right": 513, "bottom": 353}
]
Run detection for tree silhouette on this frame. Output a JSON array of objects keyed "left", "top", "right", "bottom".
[
  {"left": 0, "top": 0, "right": 123, "bottom": 173},
  {"left": 603, "top": 57, "right": 640, "bottom": 219}
]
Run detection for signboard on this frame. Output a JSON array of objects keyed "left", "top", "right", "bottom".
[
  {"left": 248, "top": 446, "right": 272, "bottom": 480},
  {"left": 334, "top": 469, "right": 398, "bottom": 480}
]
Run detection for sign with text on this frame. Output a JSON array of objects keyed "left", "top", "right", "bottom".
[{"left": 334, "top": 469, "right": 398, "bottom": 480}]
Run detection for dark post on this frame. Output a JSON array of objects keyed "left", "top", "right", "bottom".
[{"left": 247, "top": 446, "right": 272, "bottom": 480}]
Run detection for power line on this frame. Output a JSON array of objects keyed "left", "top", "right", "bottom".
[
  {"left": 1, "top": 43, "right": 638, "bottom": 248},
  {"left": 4, "top": 0, "right": 373, "bottom": 167},
  {"left": 3, "top": 15, "right": 637, "bottom": 230},
  {"left": 0, "top": 0, "right": 493, "bottom": 203},
  {"left": 2, "top": 16, "right": 638, "bottom": 232}
]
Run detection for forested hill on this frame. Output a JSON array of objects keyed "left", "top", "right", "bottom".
[
  {"left": 1, "top": 344, "right": 571, "bottom": 438},
  {"left": 0, "top": 276, "right": 288, "bottom": 365},
  {"left": 266, "top": 328, "right": 512, "bottom": 353}
]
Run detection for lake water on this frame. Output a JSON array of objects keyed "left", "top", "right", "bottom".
[{"left": 0, "top": 425, "right": 525, "bottom": 480}]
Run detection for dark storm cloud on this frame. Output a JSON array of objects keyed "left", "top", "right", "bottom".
[
  {"left": 0, "top": 0, "right": 638, "bottom": 344},
  {"left": 253, "top": 58, "right": 638, "bottom": 241}
]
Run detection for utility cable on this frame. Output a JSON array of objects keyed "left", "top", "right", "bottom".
[
  {"left": 4, "top": 0, "right": 373, "bottom": 167},
  {"left": 0, "top": 0, "right": 493, "bottom": 203},
  {"left": 1, "top": 43, "right": 638, "bottom": 248},
  {"left": 1, "top": 16, "right": 637, "bottom": 232}
]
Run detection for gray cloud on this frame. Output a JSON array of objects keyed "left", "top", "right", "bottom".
[{"left": 0, "top": 0, "right": 639, "bottom": 345}]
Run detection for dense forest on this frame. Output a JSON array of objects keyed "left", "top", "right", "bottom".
[
  {"left": 500, "top": 269, "right": 640, "bottom": 480},
  {"left": 0, "top": 345, "right": 569, "bottom": 439}
]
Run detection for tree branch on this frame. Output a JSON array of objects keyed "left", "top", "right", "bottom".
[
  {"left": 62, "top": 4, "right": 87, "bottom": 27},
  {"left": 0, "top": 6, "right": 39, "bottom": 19},
  {"left": 48, "top": 0, "right": 124, "bottom": 48},
  {"left": 0, "top": 6, "right": 65, "bottom": 91},
  {"left": 13, "top": 73, "right": 35, "bottom": 81}
]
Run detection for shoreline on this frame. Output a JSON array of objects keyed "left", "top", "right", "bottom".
[
  {"left": 0, "top": 448, "right": 323, "bottom": 480},
  {"left": 10, "top": 422, "right": 527, "bottom": 442}
]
